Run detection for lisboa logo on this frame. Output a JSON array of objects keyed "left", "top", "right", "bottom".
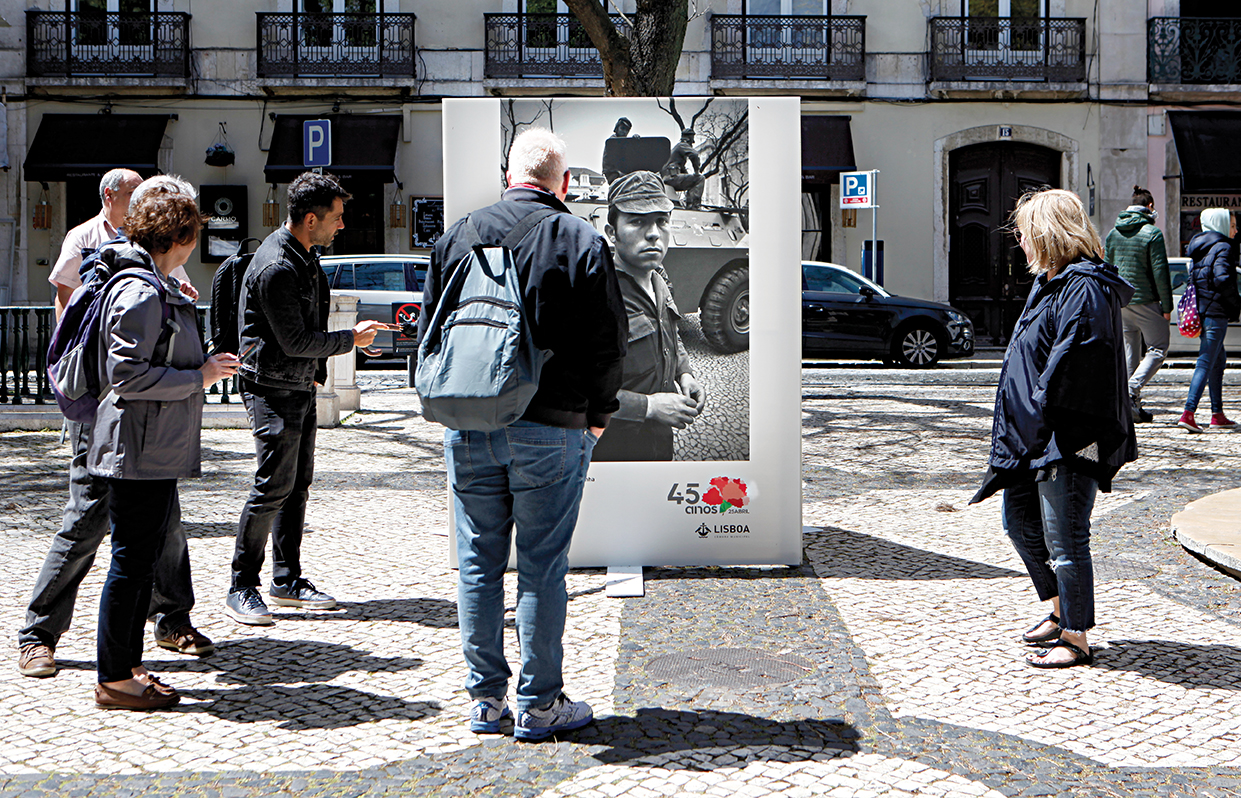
[{"left": 696, "top": 523, "right": 711, "bottom": 538}]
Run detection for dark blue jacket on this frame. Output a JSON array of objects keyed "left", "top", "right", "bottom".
[
  {"left": 973, "top": 258, "right": 1138, "bottom": 502},
  {"left": 418, "top": 187, "right": 627, "bottom": 429},
  {"left": 1187, "top": 230, "right": 1240, "bottom": 322}
]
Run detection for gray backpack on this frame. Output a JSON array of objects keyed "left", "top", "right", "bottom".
[{"left": 415, "top": 208, "right": 556, "bottom": 431}]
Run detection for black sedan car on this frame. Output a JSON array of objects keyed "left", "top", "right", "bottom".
[{"left": 802, "top": 261, "right": 974, "bottom": 367}]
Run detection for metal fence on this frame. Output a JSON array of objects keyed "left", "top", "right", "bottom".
[
  {"left": 0, "top": 306, "right": 241, "bottom": 406},
  {"left": 1149, "top": 17, "right": 1241, "bottom": 84},
  {"left": 26, "top": 10, "right": 191, "bottom": 78},
  {"left": 710, "top": 15, "right": 865, "bottom": 80},
  {"left": 484, "top": 13, "right": 629, "bottom": 78},
  {"left": 256, "top": 12, "right": 417, "bottom": 77},
  {"left": 929, "top": 16, "right": 1086, "bottom": 82}
]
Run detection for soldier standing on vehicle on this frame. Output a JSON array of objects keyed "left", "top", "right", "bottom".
[
  {"left": 602, "top": 117, "right": 634, "bottom": 184},
  {"left": 660, "top": 129, "right": 705, "bottom": 211}
]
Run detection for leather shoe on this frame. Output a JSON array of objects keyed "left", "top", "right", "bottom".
[{"left": 94, "top": 682, "right": 180, "bottom": 710}]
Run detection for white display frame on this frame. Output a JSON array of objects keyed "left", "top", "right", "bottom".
[{"left": 441, "top": 96, "right": 803, "bottom": 567}]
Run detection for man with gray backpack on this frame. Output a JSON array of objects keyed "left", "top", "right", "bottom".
[{"left": 417, "top": 127, "right": 626, "bottom": 741}]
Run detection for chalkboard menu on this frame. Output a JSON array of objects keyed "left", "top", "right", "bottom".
[{"left": 411, "top": 196, "right": 444, "bottom": 249}]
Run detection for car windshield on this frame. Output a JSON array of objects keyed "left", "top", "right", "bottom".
[{"left": 803, "top": 263, "right": 890, "bottom": 297}]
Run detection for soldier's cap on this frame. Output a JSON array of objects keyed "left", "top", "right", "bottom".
[
  {"left": 608, "top": 170, "right": 674, "bottom": 215},
  {"left": 615, "top": 117, "right": 632, "bottom": 128}
]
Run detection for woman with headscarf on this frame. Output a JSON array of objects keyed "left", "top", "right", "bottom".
[
  {"left": 1177, "top": 208, "right": 1240, "bottom": 433},
  {"left": 971, "top": 188, "right": 1137, "bottom": 669}
]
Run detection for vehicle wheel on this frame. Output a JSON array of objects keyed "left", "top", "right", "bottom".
[
  {"left": 356, "top": 350, "right": 368, "bottom": 369},
  {"left": 701, "top": 266, "right": 749, "bottom": 353},
  {"left": 407, "top": 353, "right": 417, "bottom": 389},
  {"left": 892, "top": 323, "right": 942, "bottom": 368}
]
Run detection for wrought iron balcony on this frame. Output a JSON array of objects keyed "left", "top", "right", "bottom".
[
  {"left": 929, "top": 16, "right": 1086, "bottom": 82},
  {"left": 484, "top": 13, "right": 629, "bottom": 78},
  {"left": 26, "top": 9, "right": 190, "bottom": 78},
  {"left": 1149, "top": 17, "right": 1241, "bottom": 84},
  {"left": 710, "top": 15, "right": 865, "bottom": 80},
  {"left": 256, "top": 12, "right": 416, "bottom": 78}
]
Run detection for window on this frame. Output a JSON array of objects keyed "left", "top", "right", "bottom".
[{"left": 354, "top": 261, "right": 407, "bottom": 292}]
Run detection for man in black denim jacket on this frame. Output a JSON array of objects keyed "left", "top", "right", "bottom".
[{"left": 227, "top": 172, "right": 383, "bottom": 626}]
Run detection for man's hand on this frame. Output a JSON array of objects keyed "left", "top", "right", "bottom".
[
  {"left": 352, "top": 319, "right": 385, "bottom": 348},
  {"left": 645, "top": 392, "right": 700, "bottom": 429},
  {"left": 200, "top": 353, "right": 239, "bottom": 389},
  {"left": 179, "top": 280, "right": 199, "bottom": 302},
  {"left": 588, "top": 426, "right": 606, "bottom": 440},
  {"left": 678, "top": 373, "right": 706, "bottom": 413},
  {"left": 1163, "top": 312, "right": 1171, "bottom": 321}
]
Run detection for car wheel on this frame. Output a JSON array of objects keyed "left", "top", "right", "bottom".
[
  {"left": 701, "top": 266, "right": 749, "bottom": 353},
  {"left": 893, "top": 323, "right": 942, "bottom": 368}
]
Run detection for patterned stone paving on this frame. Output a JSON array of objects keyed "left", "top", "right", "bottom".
[{"left": 0, "top": 364, "right": 1236, "bottom": 795}]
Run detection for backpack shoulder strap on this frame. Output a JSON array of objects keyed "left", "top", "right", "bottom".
[{"left": 500, "top": 206, "right": 559, "bottom": 251}]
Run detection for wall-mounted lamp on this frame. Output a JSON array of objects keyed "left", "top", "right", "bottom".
[
  {"left": 262, "top": 184, "right": 280, "bottom": 227},
  {"left": 32, "top": 182, "right": 51, "bottom": 230}
]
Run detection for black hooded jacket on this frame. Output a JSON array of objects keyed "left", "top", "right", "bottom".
[
  {"left": 1186, "top": 229, "right": 1240, "bottom": 322},
  {"left": 972, "top": 258, "right": 1138, "bottom": 503}
]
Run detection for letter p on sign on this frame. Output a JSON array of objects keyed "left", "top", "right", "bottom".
[
  {"left": 304, "top": 119, "right": 332, "bottom": 168},
  {"left": 840, "top": 170, "right": 872, "bottom": 208}
]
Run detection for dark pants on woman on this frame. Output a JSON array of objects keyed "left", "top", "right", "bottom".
[
  {"left": 232, "top": 387, "right": 317, "bottom": 591},
  {"left": 97, "top": 478, "right": 178, "bottom": 683},
  {"left": 1001, "top": 466, "right": 1098, "bottom": 635}
]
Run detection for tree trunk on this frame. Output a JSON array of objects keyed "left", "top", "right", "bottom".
[{"left": 562, "top": 0, "right": 688, "bottom": 97}]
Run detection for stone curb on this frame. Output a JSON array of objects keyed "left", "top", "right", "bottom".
[
  {"left": 0, "top": 403, "right": 249, "bottom": 432},
  {"left": 1172, "top": 487, "right": 1241, "bottom": 579}
]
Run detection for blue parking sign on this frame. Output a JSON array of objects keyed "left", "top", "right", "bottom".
[
  {"left": 840, "top": 170, "right": 873, "bottom": 208},
  {"left": 304, "top": 120, "right": 332, "bottom": 168}
]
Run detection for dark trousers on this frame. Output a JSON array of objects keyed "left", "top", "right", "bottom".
[
  {"left": 232, "top": 388, "right": 317, "bottom": 591},
  {"left": 20, "top": 421, "right": 195, "bottom": 649},
  {"left": 590, "top": 419, "right": 674, "bottom": 462},
  {"left": 97, "top": 478, "right": 177, "bottom": 683}
]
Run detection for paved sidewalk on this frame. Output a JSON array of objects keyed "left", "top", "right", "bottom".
[{"left": 0, "top": 368, "right": 1238, "bottom": 797}]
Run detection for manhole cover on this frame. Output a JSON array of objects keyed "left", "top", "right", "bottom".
[
  {"left": 1094, "top": 556, "right": 1158, "bottom": 581},
  {"left": 645, "top": 648, "right": 814, "bottom": 689}
]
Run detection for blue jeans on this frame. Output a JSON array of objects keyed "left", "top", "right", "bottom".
[
  {"left": 1185, "top": 316, "right": 1229, "bottom": 414},
  {"left": 1002, "top": 466, "right": 1098, "bottom": 634},
  {"left": 233, "top": 388, "right": 317, "bottom": 591},
  {"left": 98, "top": 478, "right": 178, "bottom": 683},
  {"left": 19, "top": 421, "right": 195, "bottom": 649},
  {"left": 445, "top": 421, "right": 597, "bottom": 712}
]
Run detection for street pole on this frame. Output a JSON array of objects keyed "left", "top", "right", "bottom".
[{"left": 871, "top": 170, "right": 880, "bottom": 285}]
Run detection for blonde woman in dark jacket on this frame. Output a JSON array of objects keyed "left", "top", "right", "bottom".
[{"left": 88, "top": 187, "right": 239, "bottom": 710}]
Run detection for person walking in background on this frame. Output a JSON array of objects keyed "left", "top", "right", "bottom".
[
  {"left": 419, "top": 128, "right": 626, "bottom": 740},
  {"left": 227, "top": 172, "right": 383, "bottom": 626},
  {"left": 18, "top": 175, "right": 213, "bottom": 680},
  {"left": 88, "top": 185, "right": 239, "bottom": 709},
  {"left": 1177, "top": 208, "right": 1240, "bottom": 433},
  {"left": 1104, "top": 186, "right": 1172, "bottom": 423},
  {"left": 971, "top": 189, "right": 1137, "bottom": 669}
]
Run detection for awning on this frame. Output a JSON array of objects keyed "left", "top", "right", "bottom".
[
  {"left": 801, "top": 116, "right": 856, "bottom": 186},
  {"left": 1168, "top": 111, "right": 1241, "bottom": 193},
  {"left": 24, "top": 114, "right": 171, "bottom": 182},
  {"left": 264, "top": 114, "right": 401, "bottom": 184}
]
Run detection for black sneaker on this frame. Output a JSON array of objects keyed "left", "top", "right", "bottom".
[
  {"left": 225, "top": 586, "right": 274, "bottom": 626},
  {"left": 269, "top": 578, "right": 336, "bottom": 609}
]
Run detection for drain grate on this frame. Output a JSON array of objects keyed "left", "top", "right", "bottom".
[
  {"left": 1094, "top": 556, "right": 1158, "bottom": 581},
  {"left": 644, "top": 647, "right": 814, "bottom": 689}
]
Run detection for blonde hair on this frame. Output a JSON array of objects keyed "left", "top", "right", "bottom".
[
  {"left": 508, "top": 127, "right": 568, "bottom": 189},
  {"left": 1011, "top": 189, "right": 1103, "bottom": 276}
]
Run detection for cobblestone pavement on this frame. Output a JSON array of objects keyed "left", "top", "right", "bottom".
[{"left": 0, "top": 363, "right": 1237, "bottom": 796}]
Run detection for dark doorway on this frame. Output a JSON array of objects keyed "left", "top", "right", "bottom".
[
  {"left": 801, "top": 187, "right": 831, "bottom": 262},
  {"left": 1181, "top": 1, "right": 1241, "bottom": 17},
  {"left": 949, "top": 141, "right": 1060, "bottom": 345},
  {"left": 66, "top": 178, "right": 102, "bottom": 230},
  {"left": 326, "top": 180, "right": 384, "bottom": 256}
]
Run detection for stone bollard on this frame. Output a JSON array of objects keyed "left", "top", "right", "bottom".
[{"left": 317, "top": 294, "right": 360, "bottom": 427}]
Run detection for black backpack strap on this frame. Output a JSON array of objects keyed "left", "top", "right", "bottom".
[{"left": 500, "top": 207, "right": 559, "bottom": 250}]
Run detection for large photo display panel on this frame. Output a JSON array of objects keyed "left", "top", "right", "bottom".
[{"left": 442, "top": 97, "right": 802, "bottom": 567}]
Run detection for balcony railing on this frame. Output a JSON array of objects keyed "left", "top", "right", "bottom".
[
  {"left": 711, "top": 15, "right": 865, "bottom": 80},
  {"left": 26, "top": 10, "right": 190, "bottom": 78},
  {"left": 256, "top": 12, "right": 416, "bottom": 78},
  {"left": 484, "top": 13, "right": 629, "bottom": 78},
  {"left": 1149, "top": 17, "right": 1241, "bottom": 84},
  {"left": 0, "top": 307, "right": 240, "bottom": 406},
  {"left": 929, "top": 16, "right": 1086, "bottom": 82}
]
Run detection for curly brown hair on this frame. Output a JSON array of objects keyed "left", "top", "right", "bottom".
[{"left": 122, "top": 185, "right": 203, "bottom": 255}]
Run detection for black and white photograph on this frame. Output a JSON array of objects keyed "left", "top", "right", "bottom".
[{"left": 501, "top": 97, "right": 751, "bottom": 462}]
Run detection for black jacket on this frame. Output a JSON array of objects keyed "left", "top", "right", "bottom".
[
  {"left": 418, "top": 187, "right": 627, "bottom": 429},
  {"left": 238, "top": 225, "right": 354, "bottom": 392},
  {"left": 972, "top": 258, "right": 1138, "bottom": 502},
  {"left": 1187, "top": 230, "right": 1241, "bottom": 322}
]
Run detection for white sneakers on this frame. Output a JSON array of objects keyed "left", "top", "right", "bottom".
[
  {"left": 469, "top": 695, "right": 512, "bottom": 733},
  {"left": 514, "top": 694, "right": 594, "bottom": 741}
]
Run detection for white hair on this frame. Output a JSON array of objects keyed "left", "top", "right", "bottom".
[
  {"left": 130, "top": 174, "right": 196, "bottom": 211},
  {"left": 508, "top": 128, "right": 568, "bottom": 189},
  {"left": 99, "top": 168, "right": 140, "bottom": 204}
]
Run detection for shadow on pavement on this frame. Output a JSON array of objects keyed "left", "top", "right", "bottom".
[
  {"left": 572, "top": 707, "right": 859, "bottom": 767},
  {"left": 1098, "top": 639, "right": 1241, "bottom": 688},
  {"left": 176, "top": 682, "right": 442, "bottom": 730},
  {"left": 154, "top": 637, "right": 424, "bottom": 684},
  {"left": 805, "top": 526, "right": 1023, "bottom": 580},
  {"left": 182, "top": 521, "right": 242, "bottom": 539},
  {"left": 272, "top": 597, "right": 460, "bottom": 627}
]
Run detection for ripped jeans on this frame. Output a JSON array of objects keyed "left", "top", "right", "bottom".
[{"left": 1002, "top": 465, "right": 1098, "bottom": 634}]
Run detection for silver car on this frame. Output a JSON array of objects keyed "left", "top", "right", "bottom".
[
  {"left": 320, "top": 254, "right": 427, "bottom": 360},
  {"left": 1167, "top": 256, "right": 1241, "bottom": 355}
]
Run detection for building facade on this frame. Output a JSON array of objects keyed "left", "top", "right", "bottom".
[{"left": 0, "top": 0, "right": 1236, "bottom": 344}]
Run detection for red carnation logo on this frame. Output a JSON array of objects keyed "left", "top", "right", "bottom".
[{"left": 701, "top": 477, "right": 750, "bottom": 513}]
